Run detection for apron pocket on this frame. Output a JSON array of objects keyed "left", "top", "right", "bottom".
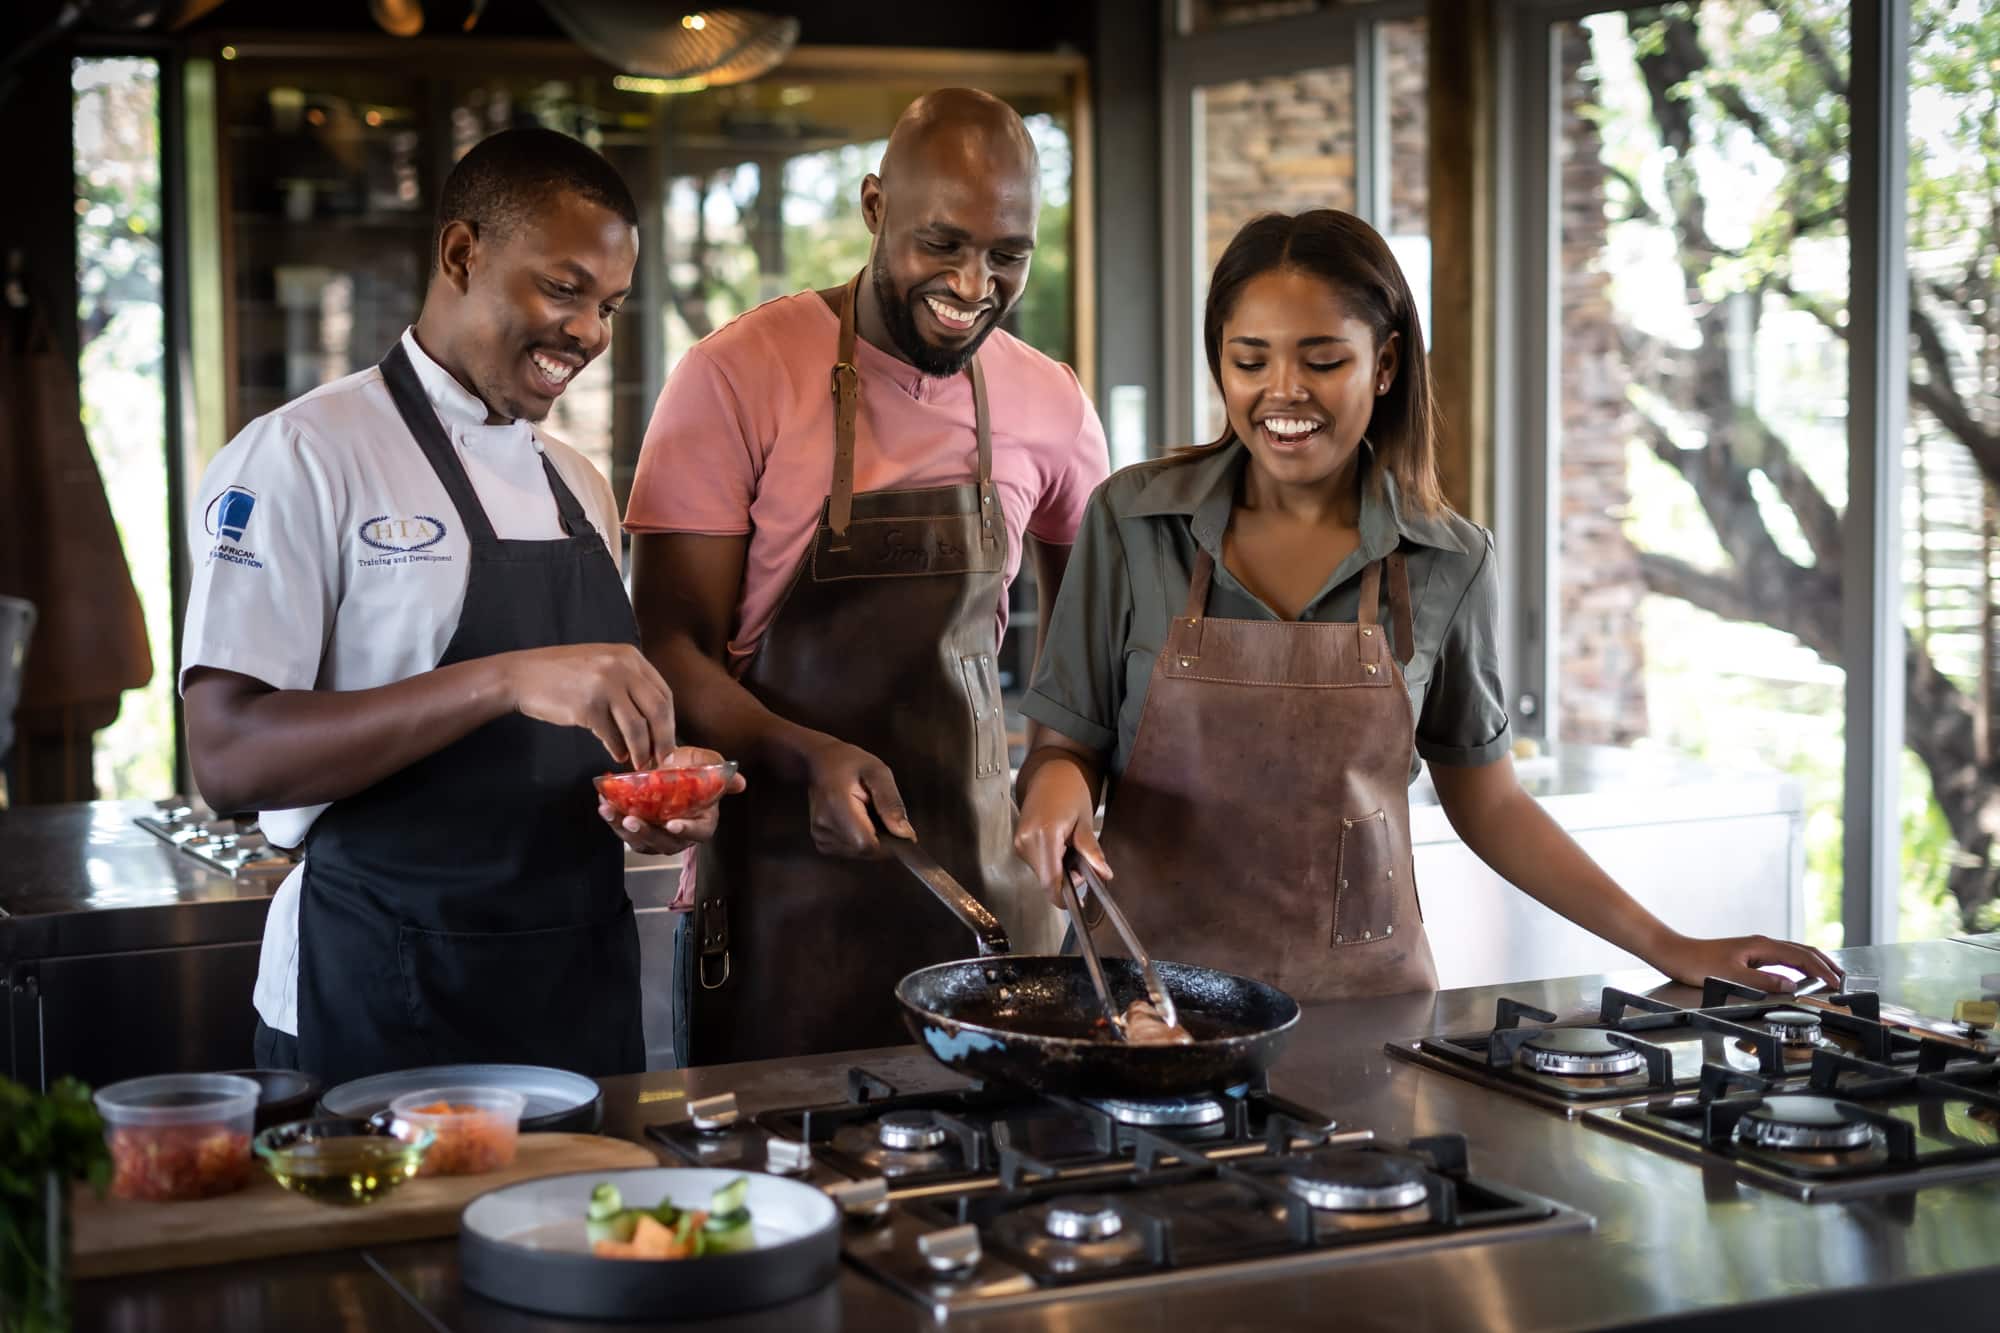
[
  {"left": 959, "top": 651, "right": 1008, "bottom": 780},
  {"left": 396, "top": 905, "right": 642, "bottom": 1075},
  {"left": 1331, "top": 809, "right": 1399, "bottom": 947}
]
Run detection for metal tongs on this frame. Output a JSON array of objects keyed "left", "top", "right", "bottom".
[{"left": 1061, "top": 851, "right": 1182, "bottom": 1042}]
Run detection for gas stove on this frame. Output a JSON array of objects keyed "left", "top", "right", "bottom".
[
  {"left": 134, "top": 799, "right": 296, "bottom": 879},
  {"left": 1386, "top": 979, "right": 1932, "bottom": 1115},
  {"left": 650, "top": 1066, "right": 1363, "bottom": 1197},
  {"left": 651, "top": 1068, "right": 1591, "bottom": 1318},
  {"left": 1583, "top": 1043, "right": 2000, "bottom": 1201}
]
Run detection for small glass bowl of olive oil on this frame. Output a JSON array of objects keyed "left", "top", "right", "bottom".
[{"left": 254, "top": 1117, "right": 436, "bottom": 1205}]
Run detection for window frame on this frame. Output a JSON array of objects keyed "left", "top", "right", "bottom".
[{"left": 1493, "top": 0, "right": 1911, "bottom": 945}]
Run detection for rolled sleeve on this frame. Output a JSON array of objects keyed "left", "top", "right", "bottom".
[
  {"left": 1415, "top": 530, "right": 1513, "bottom": 767},
  {"left": 1021, "top": 486, "right": 1128, "bottom": 755},
  {"left": 623, "top": 345, "right": 762, "bottom": 536},
  {"left": 179, "top": 417, "right": 341, "bottom": 695}
]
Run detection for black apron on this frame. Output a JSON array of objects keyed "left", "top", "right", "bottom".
[{"left": 295, "top": 343, "right": 644, "bottom": 1086}]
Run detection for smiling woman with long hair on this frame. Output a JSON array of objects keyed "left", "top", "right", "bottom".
[{"left": 1011, "top": 208, "right": 1841, "bottom": 1000}]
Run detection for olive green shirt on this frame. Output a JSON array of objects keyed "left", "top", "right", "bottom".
[{"left": 1021, "top": 441, "right": 1512, "bottom": 783}]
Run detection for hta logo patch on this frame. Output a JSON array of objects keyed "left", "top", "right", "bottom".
[
  {"left": 358, "top": 515, "right": 448, "bottom": 553},
  {"left": 204, "top": 486, "right": 257, "bottom": 542}
]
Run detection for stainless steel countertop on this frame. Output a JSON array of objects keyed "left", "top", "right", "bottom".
[
  {"left": 0, "top": 800, "right": 685, "bottom": 962},
  {"left": 76, "top": 938, "right": 2000, "bottom": 1331},
  {"left": 0, "top": 800, "right": 276, "bottom": 959}
]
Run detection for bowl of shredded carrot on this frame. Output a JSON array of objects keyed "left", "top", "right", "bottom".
[{"left": 385, "top": 1086, "right": 525, "bottom": 1176}]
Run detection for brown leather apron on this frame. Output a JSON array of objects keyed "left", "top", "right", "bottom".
[
  {"left": 1094, "top": 547, "right": 1438, "bottom": 1001},
  {"left": 676, "top": 272, "right": 1058, "bottom": 1065}
]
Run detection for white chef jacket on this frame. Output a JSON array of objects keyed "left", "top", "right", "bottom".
[{"left": 179, "top": 329, "right": 623, "bottom": 1035}]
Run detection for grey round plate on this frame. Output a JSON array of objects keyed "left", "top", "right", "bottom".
[
  {"left": 459, "top": 1167, "right": 841, "bottom": 1321},
  {"left": 319, "top": 1064, "right": 603, "bottom": 1134}
]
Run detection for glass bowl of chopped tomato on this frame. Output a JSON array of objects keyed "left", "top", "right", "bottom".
[
  {"left": 94, "top": 1073, "right": 261, "bottom": 1202},
  {"left": 384, "top": 1087, "right": 526, "bottom": 1176},
  {"left": 594, "top": 760, "right": 737, "bottom": 827}
]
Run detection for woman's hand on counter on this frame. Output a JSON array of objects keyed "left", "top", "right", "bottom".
[
  {"left": 598, "top": 747, "right": 745, "bottom": 855},
  {"left": 1014, "top": 735, "right": 1113, "bottom": 908},
  {"left": 1646, "top": 932, "right": 1845, "bottom": 994}
]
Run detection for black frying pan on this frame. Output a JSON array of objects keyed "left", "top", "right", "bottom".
[{"left": 885, "top": 838, "right": 1301, "bottom": 1099}]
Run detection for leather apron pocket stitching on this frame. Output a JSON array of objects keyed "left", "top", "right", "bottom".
[
  {"left": 1330, "top": 809, "right": 1399, "bottom": 946},
  {"left": 396, "top": 905, "right": 640, "bottom": 1070},
  {"left": 959, "top": 652, "right": 1008, "bottom": 780}
]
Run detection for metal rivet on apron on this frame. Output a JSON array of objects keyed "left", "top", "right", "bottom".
[
  {"left": 1364, "top": 664, "right": 1378, "bottom": 675},
  {"left": 1178, "top": 657, "right": 1192, "bottom": 668},
  {"left": 1363, "top": 930, "right": 1373, "bottom": 941},
  {"left": 1334, "top": 934, "right": 1344, "bottom": 943},
  {"left": 1339, "top": 878, "right": 1349, "bottom": 890},
  {"left": 1361, "top": 627, "right": 1373, "bottom": 638},
  {"left": 1384, "top": 925, "right": 1394, "bottom": 936}
]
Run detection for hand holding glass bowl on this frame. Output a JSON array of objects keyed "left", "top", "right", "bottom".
[{"left": 595, "top": 748, "right": 742, "bottom": 856}]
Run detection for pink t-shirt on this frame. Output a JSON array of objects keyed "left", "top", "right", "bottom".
[{"left": 624, "top": 291, "right": 1109, "bottom": 671}]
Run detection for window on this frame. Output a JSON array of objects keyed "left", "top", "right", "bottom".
[
  {"left": 74, "top": 56, "right": 172, "bottom": 798},
  {"left": 1538, "top": 7, "right": 1852, "bottom": 946},
  {"left": 1901, "top": 0, "right": 2000, "bottom": 939}
]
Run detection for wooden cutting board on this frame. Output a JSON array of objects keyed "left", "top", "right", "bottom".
[{"left": 73, "top": 1132, "right": 658, "bottom": 1278}]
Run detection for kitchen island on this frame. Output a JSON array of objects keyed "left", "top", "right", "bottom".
[{"left": 75, "top": 937, "right": 2000, "bottom": 1332}]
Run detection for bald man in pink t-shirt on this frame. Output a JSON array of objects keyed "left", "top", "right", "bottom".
[{"left": 623, "top": 89, "right": 1109, "bottom": 1064}]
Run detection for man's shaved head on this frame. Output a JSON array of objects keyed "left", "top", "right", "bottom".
[
  {"left": 877, "top": 88, "right": 1039, "bottom": 195},
  {"left": 859, "top": 88, "right": 1042, "bottom": 377}
]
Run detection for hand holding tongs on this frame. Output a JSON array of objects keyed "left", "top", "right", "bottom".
[{"left": 1061, "top": 850, "right": 1181, "bottom": 1041}]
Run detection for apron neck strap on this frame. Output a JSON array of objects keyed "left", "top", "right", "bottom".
[
  {"left": 380, "top": 341, "right": 498, "bottom": 546},
  {"left": 381, "top": 342, "right": 596, "bottom": 545},
  {"left": 829, "top": 272, "right": 863, "bottom": 542},
  {"left": 968, "top": 355, "right": 996, "bottom": 551},
  {"left": 1359, "top": 553, "right": 1416, "bottom": 667},
  {"left": 1386, "top": 551, "right": 1415, "bottom": 667},
  {"left": 827, "top": 270, "right": 993, "bottom": 545},
  {"left": 538, "top": 453, "right": 597, "bottom": 540},
  {"left": 1183, "top": 549, "right": 1216, "bottom": 621},
  {"left": 1357, "top": 560, "right": 1382, "bottom": 626}
]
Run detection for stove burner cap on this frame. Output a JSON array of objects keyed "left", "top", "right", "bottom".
[
  {"left": 1761, "top": 1008, "right": 1823, "bottom": 1044},
  {"left": 1735, "top": 1095, "right": 1874, "bottom": 1152},
  {"left": 1043, "top": 1195, "right": 1125, "bottom": 1241},
  {"left": 1517, "top": 1027, "right": 1645, "bottom": 1077},
  {"left": 876, "top": 1110, "right": 948, "bottom": 1152},
  {"left": 1282, "top": 1152, "right": 1431, "bottom": 1212},
  {"left": 1084, "top": 1094, "right": 1227, "bottom": 1127}
]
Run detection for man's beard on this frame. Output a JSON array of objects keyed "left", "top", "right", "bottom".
[{"left": 870, "top": 248, "right": 1000, "bottom": 377}]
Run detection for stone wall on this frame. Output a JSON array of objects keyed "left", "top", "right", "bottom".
[{"left": 1555, "top": 22, "right": 1650, "bottom": 745}]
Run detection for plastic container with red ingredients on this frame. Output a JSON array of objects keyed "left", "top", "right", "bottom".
[{"left": 94, "top": 1073, "right": 261, "bottom": 1202}]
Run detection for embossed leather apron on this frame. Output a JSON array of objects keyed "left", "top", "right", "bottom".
[
  {"left": 676, "top": 272, "right": 1059, "bottom": 1064},
  {"left": 1094, "top": 548, "right": 1438, "bottom": 1000}
]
